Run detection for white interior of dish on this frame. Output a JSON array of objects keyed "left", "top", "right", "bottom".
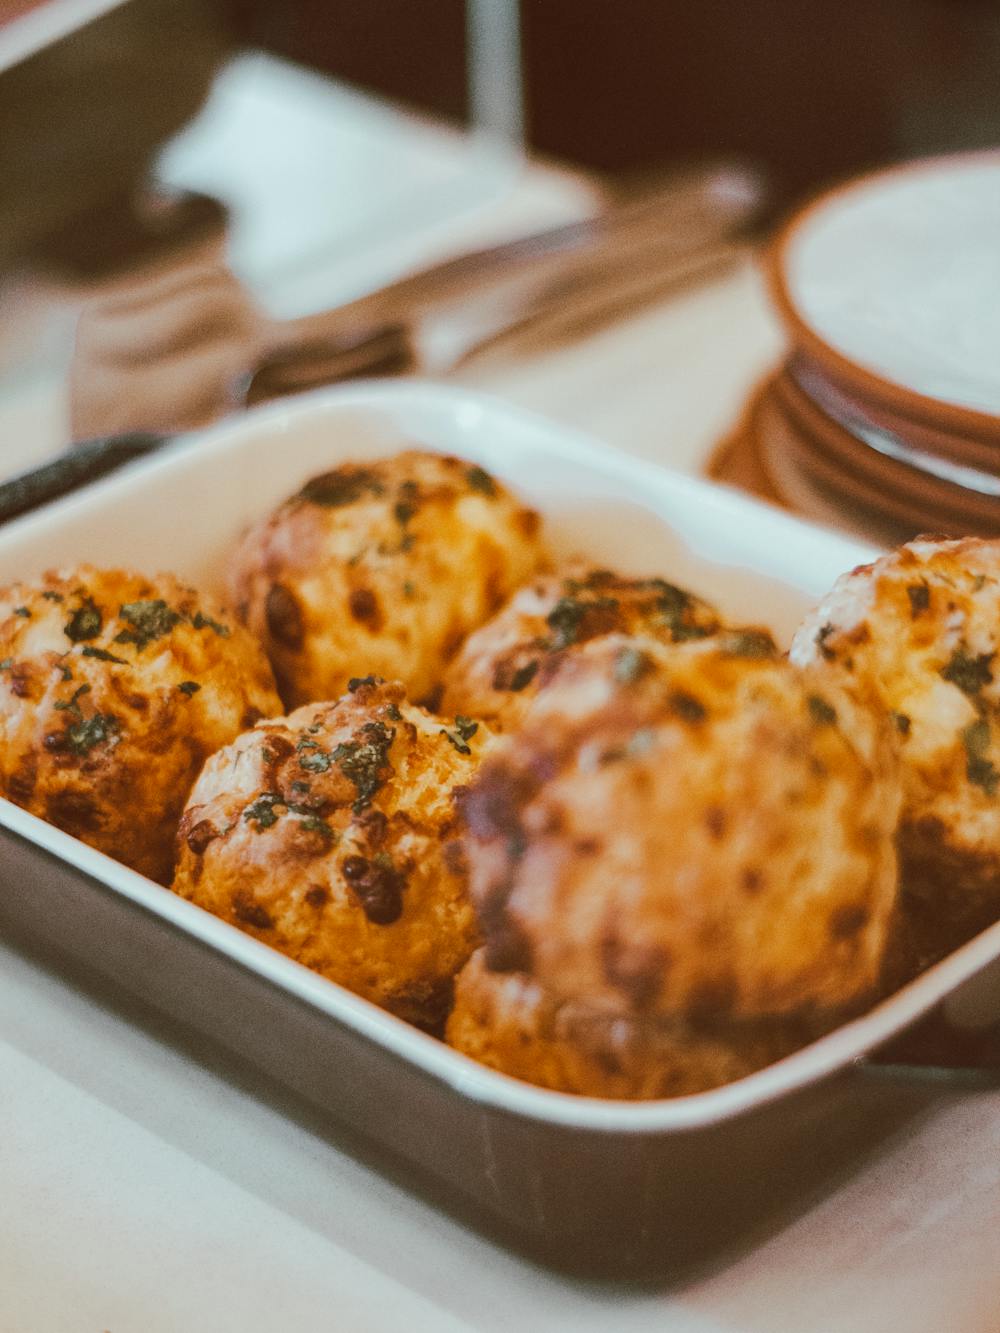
[
  {"left": 2, "top": 378, "right": 998, "bottom": 1132},
  {"left": 785, "top": 153, "right": 1000, "bottom": 417}
]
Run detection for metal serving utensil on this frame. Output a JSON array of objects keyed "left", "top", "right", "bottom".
[{"left": 0, "top": 159, "right": 768, "bottom": 523}]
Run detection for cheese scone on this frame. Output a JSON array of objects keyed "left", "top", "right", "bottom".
[
  {"left": 447, "top": 949, "right": 811, "bottom": 1099},
  {"left": 792, "top": 536, "right": 1000, "bottom": 970},
  {"left": 0, "top": 565, "right": 280, "bottom": 883},
  {"left": 173, "top": 676, "right": 490, "bottom": 1029},
  {"left": 462, "top": 633, "right": 901, "bottom": 1024},
  {"left": 228, "top": 451, "right": 546, "bottom": 708}
]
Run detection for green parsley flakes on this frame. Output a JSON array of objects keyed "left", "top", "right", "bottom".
[
  {"left": 243, "top": 794, "right": 282, "bottom": 830},
  {"left": 465, "top": 465, "right": 497, "bottom": 497},
  {"left": 115, "top": 600, "right": 181, "bottom": 650},
  {"left": 962, "top": 719, "right": 999, "bottom": 796},
  {"left": 63, "top": 600, "right": 102, "bottom": 642},
  {"left": 907, "top": 583, "right": 930, "bottom": 617},
  {"left": 332, "top": 721, "right": 395, "bottom": 812},
  {"left": 298, "top": 468, "right": 385, "bottom": 507},
  {"left": 941, "top": 645, "right": 994, "bottom": 696},
  {"left": 191, "top": 611, "right": 230, "bottom": 638},
  {"left": 82, "top": 646, "right": 127, "bottom": 665},
  {"left": 441, "top": 715, "right": 479, "bottom": 754}
]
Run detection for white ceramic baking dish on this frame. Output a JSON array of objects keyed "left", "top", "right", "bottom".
[{"left": 2, "top": 381, "right": 998, "bottom": 1277}]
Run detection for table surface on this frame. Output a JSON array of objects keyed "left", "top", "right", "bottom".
[{"left": 4, "top": 52, "right": 1000, "bottom": 1333}]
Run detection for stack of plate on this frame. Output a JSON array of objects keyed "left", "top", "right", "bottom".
[{"left": 758, "top": 151, "right": 1000, "bottom": 544}]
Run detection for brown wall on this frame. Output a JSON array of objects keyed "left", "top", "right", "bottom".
[{"left": 256, "top": 0, "right": 1000, "bottom": 202}]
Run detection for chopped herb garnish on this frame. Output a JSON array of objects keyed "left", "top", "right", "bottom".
[
  {"left": 332, "top": 720, "right": 395, "bottom": 812},
  {"left": 816, "top": 623, "right": 836, "bottom": 661},
  {"left": 66, "top": 712, "right": 120, "bottom": 755},
  {"left": 941, "top": 645, "right": 994, "bottom": 696},
  {"left": 243, "top": 793, "right": 282, "bottom": 830},
  {"left": 614, "top": 644, "right": 652, "bottom": 684},
  {"left": 509, "top": 659, "right": 539, "bottom": 692},
  {"left": 963, "top": 719, "right": 998, "bottom": 795},
  {"left": 191, "top": 611, "right": 230, "bottom": 638},
  {"left": 441, "top": 716, "right": 479, "bottom": 754},
  {"left": 0, "top": 659, "right": 10, "bottom": 671},
  {"left": 298, "top": 468, "right": 385, "bottom": 507},
  {"left": 13, "top": 606, "right": 30, "bottom": 619},
  {"left": 907, "top": 583, "right": 930, "bottom": 617},
  {"left": 60, "top": 664, "right": 73, "bottom": 681},
  {"left": 64, "top": 598, "right": 102, "bottom": 642},
  {"left": 115, "top": 600, "right": 181, "bottom": 650},
  {"left": 54, "top": 683, "right": 91, "bottom": 714},
  {"left": 82, "top": 646, "right": 127, "bottom": 665},
  {"left": 807, "top": 694, "right": 837, "bottom": 726},
  {"left": 41, "top": 590, "right": 63, "bottom": 602},
  {"left": 466, "top": 465, "right": 497, "bottom": 497},
  {"left": 385, "top": 702, "right": 403, "bottom": 721},
  {"left": 442, "top": 729, "right": 466, "bottom": 754},
  {"left": 653, "top": 582, "right": 689, "bottom": 620},
  {"left": 725, "top": 629, "right": 776, "bottom": 659},
  {"left": 891, "top": 711, "right": 912, "bottom": 736},
  {"left": 348, "top": 675, "right": 377, "bottom": 692},
  {"left": 178, "top": 680, "right": 201, "bottom": 696},
  {"left": 394, "top": 499, "right": 416, "bottom": 526},
  {"left": 649, "top": 581, "right": 712, "bottom": 642},
  {"left": 290, "top": 780, "right": 311, "bottom": 794},
  {"left": 454, "top": 715, "right": 478, "bottom": 741}
]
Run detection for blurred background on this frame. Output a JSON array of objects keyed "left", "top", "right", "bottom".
[
  {"left": 1, "top": 0, "right": 999, "bottom": 474},
  {"left": 268, "top": 0, "right": 1000, "bottom": 190},
  {"left": 5, "top": 0, "right": 1000, "bottom": 279}
]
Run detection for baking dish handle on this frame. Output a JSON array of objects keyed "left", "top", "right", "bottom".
[{"left": 862, "top": 963, "right": 1000, "bottom": 1087}]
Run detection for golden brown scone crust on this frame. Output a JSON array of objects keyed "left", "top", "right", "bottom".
[
  {"left": 791, "top": 537, "right": 1000, "bottom": 967},
  {"left": 446, "top": 949, "right": 812, "bottom": 1099},
  {"left": 227, "top": 450, "right": 546, "bottom": 709},
  {"left": 462, "top": 633, "right": 901, "bottom": 1023},
  {"left": 0, "top": 566, "right": 280, "bottom": 883},
  {"left": 441, "top": 565, "right": 724, "bottom": 731},
  {"left": 172, "top": 678, "right": 490, "bottom": 1028}
]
